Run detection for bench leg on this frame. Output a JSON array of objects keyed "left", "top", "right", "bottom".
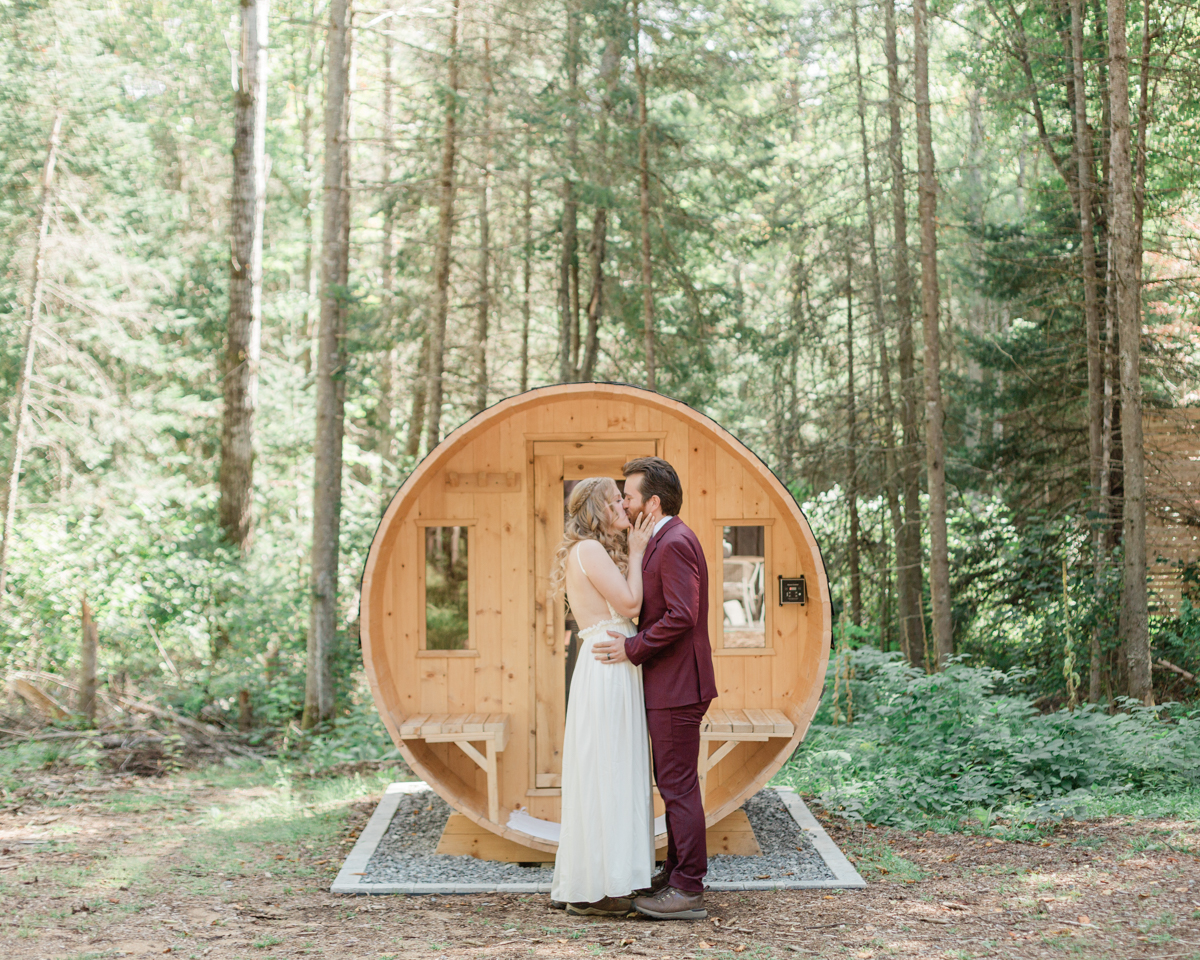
[{"left": 485, "top": 739, "right": 499, "bottom": 824}]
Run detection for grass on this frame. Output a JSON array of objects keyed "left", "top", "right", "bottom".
[{"left": 842, "top": 838, "right": 927, "bottom": 882}]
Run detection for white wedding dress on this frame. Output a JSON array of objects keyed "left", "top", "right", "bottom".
[{"left": 550, "top": 549, "right": 655, "bottom": 904}]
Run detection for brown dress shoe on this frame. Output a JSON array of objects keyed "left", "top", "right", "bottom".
[
  {"left": 566, "top": 896, "right": 635, "bottom": 917},
  {"left": 632, "top": 885, "right": 707, "bottom": 920},
  {"left": 633, "top": 868, "right": 671, "bottom": 897}
]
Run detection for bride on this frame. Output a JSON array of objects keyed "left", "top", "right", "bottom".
[{"left": 549, "top": 477, "right": 656, "bottom": 916}]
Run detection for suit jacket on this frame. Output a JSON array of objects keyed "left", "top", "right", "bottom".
[{"left": 624, "top": 517, "right": 719, "bottom": 709}]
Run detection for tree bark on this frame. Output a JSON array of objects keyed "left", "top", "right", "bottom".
[
  {"left": 853, "top": 1, "right": 902, "bottom": 644},
  {"left": 377, "top": 28, "right": 396, "bottom": 504},
  {"left": 520, "top": 150, "right": 532, "bottom": 394},
  {"left": 0, "top": 111, "right": 62, "bottom": 601},
  {"left": 1108, "top": 0, "right": 1152, "bottom": 704},
  {"left": 883, "top": 0, "right": 924, "bottom": 667},
  {"left": 405, "top": 334, "right": 428, "bottom": 457},
  {"left": 474, "top": 21, "right": 492, "bottom": 414},
  {"left": 425, "top": 0, "right": 463, "bottom": 451},
  {"left": 846, "top": 244, "right": 862, "bottom": 628},
  {"left": 581, "top": 35, "right": 619, "bottom": 383},
  {"left": 635, "top": 0, "right": 656, "bottom": 392},
  {"left": 219, "top": 0, "right": 270, "bottom": 553},
  {"left": 1071, "top": 0, "right": 1106, "bottom": 702},
  {"left": 558, "top": 3, "right": 580, "bottom": 383},
  {"left": 913, "top": 0, "right": 953, "bottom": 666},
  {"left": 303, "top": 0, "right": 352, "bottom": 729},
  {"left": 79, "top": 597, "right": 98, "bottom": 724}
]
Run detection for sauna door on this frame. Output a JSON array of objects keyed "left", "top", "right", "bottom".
[{"left": 531, "top": 438, "right": 659, "bottom": 790}]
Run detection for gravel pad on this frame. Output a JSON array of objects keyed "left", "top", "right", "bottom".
[{"left": 360, "top": 787, "right": 832, "bottom": 885}]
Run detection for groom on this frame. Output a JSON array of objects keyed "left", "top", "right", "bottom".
[{"left": 592, "top": 456, "right": 718, "bottom": 920}]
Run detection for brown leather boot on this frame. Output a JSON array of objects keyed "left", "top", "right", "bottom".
[
  {"left": 632, "top": 886, "right": 707, "bottom": 920},
  {"left": 633, "top": 867, "right": 671, "bottom": 897},
  {"left": 566, "top": 896, "right": 635, "bottom": 917}
]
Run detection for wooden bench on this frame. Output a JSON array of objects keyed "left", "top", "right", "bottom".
[
  {"left": 398, "top": 713, "right": 511, "bottom": 823},
  {"left": 698, "top": 708, "right": 794, "bottom": 796}
]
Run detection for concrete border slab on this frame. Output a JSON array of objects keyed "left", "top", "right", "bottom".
[{"left": 331, "top": 783, "right": 865, "bottom": 895}]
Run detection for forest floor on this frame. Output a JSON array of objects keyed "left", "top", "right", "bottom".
[{"left": 0, "top": 763, "right": 1197, "bottom": 960}]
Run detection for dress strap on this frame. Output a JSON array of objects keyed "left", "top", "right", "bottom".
[{"left": 577, "top": 546, "right": 587, "bottom": 577}]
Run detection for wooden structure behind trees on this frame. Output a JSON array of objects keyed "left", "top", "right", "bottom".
[
  {"left": 360, "top": 384, "right": 832, "bottom": 854},
  {"left": 1145, "top": 409, "right": 1200, "bottom": 612}
]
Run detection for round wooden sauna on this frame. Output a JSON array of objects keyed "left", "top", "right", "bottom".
[{"left": 360, "top": 383, "right": 831, "bottom": 856}]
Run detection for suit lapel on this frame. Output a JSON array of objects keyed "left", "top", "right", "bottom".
[{"left": 641, "top": 516, "right": 680, "bottom": 570}]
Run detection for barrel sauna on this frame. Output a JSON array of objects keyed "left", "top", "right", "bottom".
[{"left": 360, "top": 384, "right": 831, "bottom": 855}]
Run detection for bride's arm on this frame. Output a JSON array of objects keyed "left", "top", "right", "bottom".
[{"left": 576, "top": 518, "right": 651, "bottom": 618}]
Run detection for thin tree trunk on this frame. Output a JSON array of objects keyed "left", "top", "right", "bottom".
[
  {"left": 520, "top": 151, "right": 532, "bottom": 393},
  {"left": 853, "top": 2, "right": 902, "bottom": 638},
  {"left": 846, "top": 244, "right": 862, "bottom": 628},
  {"left": 635, "top": 0, "right": 656, "bottom": 392},
  {"left": 558, "top": 3, "right": 580, "bottom": 383},
  {"left": 474, "top": 21, "right": 492, "bottom": 414},
  {"left": 378, "top": 29, "right": 396, "bottom": 505},
  {"left": 581, "top": 36, "right": 618, "bottom": 383},
  {"left": 1071, "top": 0, "right": 1106, "bottom": 702},
  {"left": 219, "top": 0, "right": 270, "bottom": 553},
  {"left": 914, "top": 0, "right": 952, "bottom": 667},
  {"left": 303, "top": 0, "right": 352, "bottom": 729},
  {"left": 425, "top": 0, "right": 462, "bottom": 452},
  {"left": 883, "top": 0, "right": 923, "bottom": 668},
  {"left": 405, "top": 334, "right": 428, "bottom": 457},
  {"left": 0, "top": 111, "right": 62, "bottom": 600},
  {"left": 1109, "top": 0, "right": 1152, "bottom": 704},
  {"left": 79, "top": 597, "right": 98, "bottom": 724}
]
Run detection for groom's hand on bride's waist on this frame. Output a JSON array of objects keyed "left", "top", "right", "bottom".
[{"left": 593, "top": 633, "right": 630, "bottom": 664}]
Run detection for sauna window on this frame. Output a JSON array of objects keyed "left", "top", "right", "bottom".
[
  {"left": 424, "top": 526, "right": 470, "bottom": 650},
  {"left": 721, "top": 525, "right": 766, "bottom": 648}
]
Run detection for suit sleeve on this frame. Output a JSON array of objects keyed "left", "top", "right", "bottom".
[{"left": 624, "top": 539, "right": 701, "bottom": 666}]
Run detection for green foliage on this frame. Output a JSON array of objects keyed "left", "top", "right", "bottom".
[{"left": 779, "top": 649, "right": 1200, "bottom": 828}]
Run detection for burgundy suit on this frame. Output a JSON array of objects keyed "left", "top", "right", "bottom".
[{"left": 624, "top": 517, "right": 718, "bottom": 892}]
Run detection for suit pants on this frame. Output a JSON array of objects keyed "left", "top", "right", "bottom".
[{"left": 646, "top": 699, "right": 711, "bottom": 893}]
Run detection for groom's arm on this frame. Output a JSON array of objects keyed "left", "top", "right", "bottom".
[{"left": 624, "top": 539, "right": 701, "bottom": 666}]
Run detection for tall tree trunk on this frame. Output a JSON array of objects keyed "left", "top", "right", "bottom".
[
  {"left": 1071, "top": 0, "right": 1106, "bottom": 702},
  {"left": 853, "top": 1, "right": 902, "bottom": 641},
  {"left": 634, "top": 0, "right": 656, "bottom": 392},
  {"left": 79, "top": 597, "right": 98, "bottom": 724},
  {"left": 405, "top": 334, "right": 428, "bottom": 457},
  {"left": 302, "top": 0, "right": 352, "bottom": 730},
  {"left": 0, "top": 111, "right": 62, "bottom": 600},
  {"left": 846, "top": 244, "right": 862, "bottom": 628},
  {"left": 520, "top": 149, "right": 532, "bottom": 393},
  {"left": 219, "top": 0, "right": 270, "bottom": 553},
  {"left": 883, "top": 0, "right": 923, "bottom": 668},
  {"left": 425, "top": 0, "right": 462, "bottom": 451},
  {"left": 1109, "top": 0, "right": 1152, "bottom": 703},
  {"left": 913, "top": 0, "right": 953, "bottom": 666},
  {"left": 377, "top": 29, "right": 396, "bottom": 506},
  {"left": 581, "top": 36, "right": 618, "bottom": 383},
  {"left": 474, "top": 21, "right": 492, "bottom": 414},
  {"left": 558, "top": 3, "right": 580, "bottom": 383}
]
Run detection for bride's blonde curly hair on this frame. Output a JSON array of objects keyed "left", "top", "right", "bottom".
[{"left": 549, "top": 477, "right": 629, "bottom": 605}]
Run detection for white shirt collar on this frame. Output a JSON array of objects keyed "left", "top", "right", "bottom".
[{"left": 653, "top": 515, "right": 674, "bottom": 537}]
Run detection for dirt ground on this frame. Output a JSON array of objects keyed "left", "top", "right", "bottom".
[{"left": 1, "top": 768, "right": 1198, "bottom": 960}]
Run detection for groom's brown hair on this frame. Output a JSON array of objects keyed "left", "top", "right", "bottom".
[{"left": 622, "top": 457, "right": 683, "bottom": 516}]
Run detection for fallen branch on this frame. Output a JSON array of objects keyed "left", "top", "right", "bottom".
[{"left": 1154, "top": 658, "right": 1197, "bottom": 683}]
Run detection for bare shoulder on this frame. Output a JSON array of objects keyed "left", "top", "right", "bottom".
[{"left": 576, "top": 538, "right": 614, "bottom": 567}]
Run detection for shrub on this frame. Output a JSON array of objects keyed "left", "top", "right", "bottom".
[{"left": 779, "top": 649, "right": 1200, "bottom": 827}]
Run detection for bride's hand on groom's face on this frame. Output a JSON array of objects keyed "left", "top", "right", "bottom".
[
  {"left": 627, "top": 511, "right": 654, "bottom": 556},
  {"left": 593, "top": 633, "right": 630, "bottom": 664}
]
